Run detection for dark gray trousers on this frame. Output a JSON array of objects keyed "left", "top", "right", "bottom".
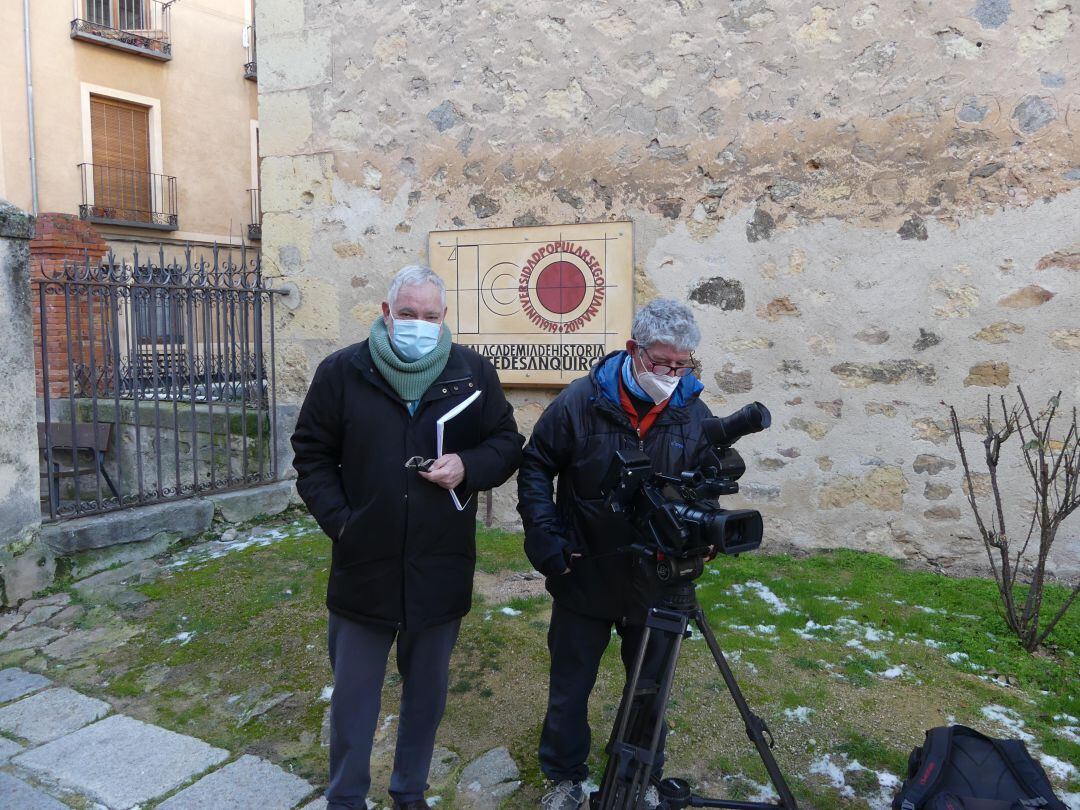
[{"left": 326, "top": 612, "right": 461, "bottom": 809}]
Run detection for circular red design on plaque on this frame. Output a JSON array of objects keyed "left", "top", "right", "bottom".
[{"left": 535, "top": 261, "right": 587, "bottom": 314}]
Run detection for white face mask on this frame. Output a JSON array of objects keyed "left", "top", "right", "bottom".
[
  {"left": 390, "top": 315, "right": 441, "bottom": 360},
  {"left": 634, "top": 353, "right": 681, "bottom": 403}
]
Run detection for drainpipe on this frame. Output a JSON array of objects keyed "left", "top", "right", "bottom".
[{"left": 23, "top": 0, "right": 39, "bottom": 215}]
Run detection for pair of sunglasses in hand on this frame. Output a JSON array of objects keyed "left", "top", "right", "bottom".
[{"left": 404, "top": 456, "right": 435, "bottom": 472}]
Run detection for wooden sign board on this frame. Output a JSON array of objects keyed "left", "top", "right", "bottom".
[{"left": 428, "top": 221, "right": 634, "bottom": 386}]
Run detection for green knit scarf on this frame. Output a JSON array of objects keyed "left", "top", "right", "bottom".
[{"left": 368, "top": 317, "right": 452, "bottom": 403}]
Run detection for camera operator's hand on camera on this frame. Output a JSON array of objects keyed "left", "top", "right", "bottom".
[
  {"left": 561, "top": 552, "right": 583, "bottom": 575},
  {"left": 704, "top": 545, "right": 718, "bottom": 562}
]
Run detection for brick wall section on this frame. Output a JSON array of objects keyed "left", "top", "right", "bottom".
[{"left": 29, "top": 214, "right": 109, "bottom": 398}]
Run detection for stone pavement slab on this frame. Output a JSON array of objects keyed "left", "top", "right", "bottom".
[
  {"left": 0, "top": 626, "right": 64, "bottom": 653},
  {"left": 0, "top": 611, "right": 23, "bottom": 635},
  {"left": 0, "top": 771, "right": 68, "bottom": 809},
  {"left": 157, "top": 754, "right": 315, "bottom": 810},
  {"left": 12, "top": 714, "right": 229, "bottom": 808},
  {"left": 0, "top": 687, "right": 109, "bottom": 744},
  {"left": 300, "top": 798, "right": 328, "bottom": 810},
  {"left": 0, "top": 735, "right": 24, "bottom": 761},
  {"left": 17, "top": 604, "right": 66, "bottom": 628},
  {"left": 0, "top": 667, "right": 51, "bottom": 702}
]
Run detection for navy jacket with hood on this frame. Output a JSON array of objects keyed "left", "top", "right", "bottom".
[{"left": 517, "top": 350, "right": 715, "bottom": 622}]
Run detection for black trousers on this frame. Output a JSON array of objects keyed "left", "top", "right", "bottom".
[
  {"left": 326, "top": 612, "right": 461, "bottom": 809},
  {"left": 539, "top": 602, "right": 672, "bottom": 784}
]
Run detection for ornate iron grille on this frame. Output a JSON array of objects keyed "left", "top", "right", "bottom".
[{"left": 35, "top": 246, "right": 284, "bottom": 521}]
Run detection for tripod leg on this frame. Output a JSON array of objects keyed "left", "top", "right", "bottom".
[
  {"left": 694, "top": 610, "right": 799, "bottom": 809},
  {"left": 597, "top": 612, "right": 686, "bottom": 810},
  {"left": 597, "top": 624, "right": 653, "bottom": 810}
]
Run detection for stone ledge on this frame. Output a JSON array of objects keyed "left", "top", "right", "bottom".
[
  {"left": 41, "top": 500, "right": 214, "bottom": 556},
  {"left": 207, "top": 480, "right": 299, "bottom": 524}
]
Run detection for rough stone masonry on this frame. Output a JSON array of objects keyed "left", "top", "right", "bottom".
[{"left": 255, "top": 0, "right": 1080, "bottom": 574}]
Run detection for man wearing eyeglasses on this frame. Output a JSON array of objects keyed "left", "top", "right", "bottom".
[
  {"left": 291, "top": 265, "right": 523, "bottom": 810},
  {"left": 518, "top": 298, "right": 714, "bottom": 810}
]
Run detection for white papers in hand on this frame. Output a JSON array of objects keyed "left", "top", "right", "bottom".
[{"left": 436, "top": 390, "right": 482, "bottom": 510}]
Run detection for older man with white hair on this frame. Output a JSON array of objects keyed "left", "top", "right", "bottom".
[
  {"left": 518, "top": 298, "right": 714, "bottom": 810},
  {"left": 292, "top": 265, "right": 523, "bottom": 810}
]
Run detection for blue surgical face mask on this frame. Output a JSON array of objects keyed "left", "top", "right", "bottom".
[{"left": 390, "top": 315, "right": 441, "bottom": 360}]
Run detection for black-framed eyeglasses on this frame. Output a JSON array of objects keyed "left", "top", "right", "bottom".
[
  {"left": 637, "top": 346, "right": 699, "bottom": 377},
  {"left": 405, "top": 456, "right": 435, "bottom": 472}
]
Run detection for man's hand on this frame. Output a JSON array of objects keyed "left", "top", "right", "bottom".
[
  {"left": 560, "top": 552, "right": 583, "bottom": 575},
  {"left": 419, "top": 453, "right": 465, "bottom": 490}
]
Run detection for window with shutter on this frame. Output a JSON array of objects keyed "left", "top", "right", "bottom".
[{"left": 90, "top": 95, "right": 152, "bottom": 224}]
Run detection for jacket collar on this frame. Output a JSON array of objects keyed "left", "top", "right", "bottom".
[
  {"left": 591, "top": 350, "right": 703, "bottom": 409},
  {"left": 351, "top": 341, "right": 476, "bottom": 410}
]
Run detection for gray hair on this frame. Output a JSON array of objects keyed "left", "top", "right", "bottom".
[
  {"left": 631, "top": 298, "right": 701, "bottom": 352},
  {"left": 387, "top": 264, "right": 446, "bottom": 309}
]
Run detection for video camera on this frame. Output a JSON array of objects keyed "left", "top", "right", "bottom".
[{"left": 599, "top": 402, "right": 772, "bottom": 581}]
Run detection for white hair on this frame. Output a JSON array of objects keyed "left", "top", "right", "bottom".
[
  {"left": 631, "top": 298, "right": 701, "bottom": 352},
  {"left": 387, "top": 264, "right": 446, "bottom": 309}
]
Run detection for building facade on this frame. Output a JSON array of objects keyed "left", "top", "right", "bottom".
[
  {"left": 255, "top": 0, "right": 1080, "bottom": 574},
  {"left": 1, "top": 0, "right": 260, "bottom": 254}
]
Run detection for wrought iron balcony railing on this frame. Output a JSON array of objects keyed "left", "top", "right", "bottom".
[
  {"left": 248, "top": 188, "right": 262, "bottom": 241},
  {"left": 71, "top": 0, "right": 172, "bottom": 61},
  {"left": 79, "top": 163, "right": 179, "bottom": 231},
  {"left": 244, "top": 24, "right": 257, "bottom": 81}
]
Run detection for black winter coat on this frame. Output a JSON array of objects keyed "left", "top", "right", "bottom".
[
  {"left": 518, "top": 351, "right": 715, "bottom": 623},
  {"left": 291, "top": 341, "right": 523, "bottom": 630}
]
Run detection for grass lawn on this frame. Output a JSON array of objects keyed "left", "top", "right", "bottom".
[{"left": 29, "top": 512, "right": 1080, "bottom": 808}]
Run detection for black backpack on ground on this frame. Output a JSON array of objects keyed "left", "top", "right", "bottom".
[{"left": 892, "top": 725, "right": 1067, "bottom": 810}]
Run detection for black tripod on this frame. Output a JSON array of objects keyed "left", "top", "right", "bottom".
[{"left": 592, "top": 566, "right": 799, "bottom": 810}]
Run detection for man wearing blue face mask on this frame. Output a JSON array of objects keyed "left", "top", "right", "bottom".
[
  {"left": 518, "top": 299, "right": 714, "bottom": 810},
  {"left": 292, "top": 265, "right": 523, "bottom": 810}
]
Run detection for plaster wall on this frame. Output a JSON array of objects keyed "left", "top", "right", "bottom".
[{"left": 256, "top": 0, "right": 1080, "bottom": 573}]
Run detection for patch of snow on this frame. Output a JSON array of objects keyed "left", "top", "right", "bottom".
[
  {"left": 379, "top": 714, "right": 396, "bottom": 732},
  {"left": 728, "top": 580, "right": 792, "bottom": 614},
  {"left": 923, "top": 639, "right": 945, "bottom": 648},
  {"left": 808, "top": 753, "right": 899, "bottom": 809},
  {"left": 164, "top": 630, "right": 194, "bottom": 645},
  {"left": 980, "top": 705, "right": 1035, "bottom": 742},
  {"left": 1060, "top": 791, "right": 1080, "bottom": 810},
  {"left": 727, "top": 623, "right": 777, "bottom": 640},
  {"left": 1056, "top": 726, "right": 1080, "bottom": 744},
  {"left": 946, "top": 651, "right": 969, "bottom": 663},
  {"left": 1055, "top": 713, "right": 1079, "bottom": 723},
  {"left": 880, "top": 665, "right": 906, "bottom": 679},
  {"left": 795, "top": 619, "right": 833, "bottom": 641},
  {"left": 428, "top": 797, "right": 441, "bottom": 806},
  {"left": 809, "top": 755, "right": 855, "bottom": 798},
  {"left": 1040, "top": 753, "right": 1079, "bottom": 781},
  {"left": 816, "top": 595, "right": 861, "bottom": 608},
  {"left": 319, "top": 685, "right": 334, "bottom": 702},
  {"left": 169, "top": 527, "right": 290, "bottom": 568},
  {"left": 582, "top": 781, "right": 600, "bottom": 795},
  {"left": 782, "top": 706, "right": 814, "bottom": 722},
  {"left": 499, "top": 607, "right": 522, "bottom": 616}
]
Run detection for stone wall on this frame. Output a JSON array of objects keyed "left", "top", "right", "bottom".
[
  {"left": 256, "top": 0, "right": 1080, "bottom": 573},
  {"left": 0, "top": 201, "right": 50, "bottom": 603}
]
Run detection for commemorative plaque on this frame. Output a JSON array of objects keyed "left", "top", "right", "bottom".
[{"left": 428, "top": 221, "right": 634, "bottom": 386}]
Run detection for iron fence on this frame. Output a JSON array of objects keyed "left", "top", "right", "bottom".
[
  {"left": 35, "top": 246, "right": 283, "bottom": 521},
  {"left": 79, "top": 163, "right": 178, "bottom": 231},
  {"left": 71, "top": 0, "right": 172, "bottom": 60}
]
